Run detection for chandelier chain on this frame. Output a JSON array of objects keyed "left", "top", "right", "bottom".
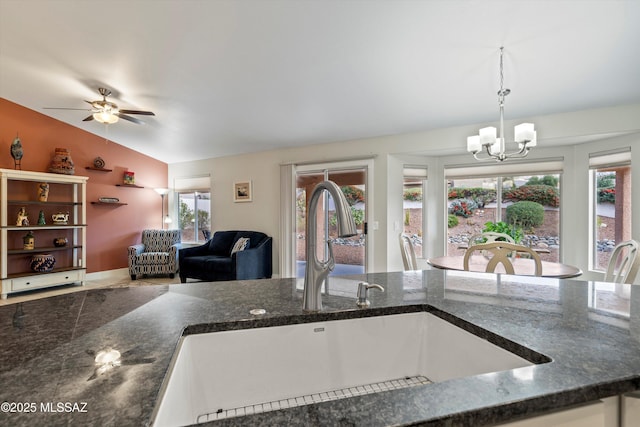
[{"left": 499, "top": 46, "right": 504, "bottom": 94}]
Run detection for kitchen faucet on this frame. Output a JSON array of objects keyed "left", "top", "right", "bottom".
[{"left": 302, "top": 180, "right": 357, "bottom": 312}]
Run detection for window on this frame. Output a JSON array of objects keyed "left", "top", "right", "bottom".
[
  {"left": 174, "top": 175, "right": 211, "bottom": 244},
  {"left": 178, "top": 191, "right": 211, "bottom": 244},
  {"left": 403, "top": 167, "right": 427, "bottom": 258},
  {"left": 590, "top": 149, "right": 632, "bottom": 271},
  {"left": 446, "top": 163, "right": 561, "bottom": 263}
]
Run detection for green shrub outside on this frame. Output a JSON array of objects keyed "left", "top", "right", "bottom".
[
  {"left": 403, "top": 188, "right": 423, "bottom": 201},
  {"left": 482, "top": 221, "right": 524, "bottom": 243},
  {"left": 448, "top": 198, "right": 478, "bottom": 217},
  {"left": 504, "top": 185, "right": 559, "bottom": 207},
  {"left": 448, "top": 214, "right": 459, "bottom": 228},
  {"left": 525, "top": 175, "right": 559, "bottom": 187},
  {"left": 448, "top": 187, "right": 496, "bottom": 206},
  {"left": 598, "top": 187, "right": 615, "bottom": 203},
  {"left": 506, "top": 201, "right": 545, "bottom": 228},
  {"left": 597, "top": 173, "right": 615, "bottom": 189},
  {"left": 341, "top": 185, "right": 365, "bottom": 205},
  {"left": 330, "top": 207, "right": 364, "bottom": 226}
]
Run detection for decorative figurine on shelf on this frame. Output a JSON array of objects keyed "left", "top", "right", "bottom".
[
  {"left": 23, "top": 231, "right": 35, "bottom": 250},
  {"left": 51, "top": 212, "right": 69, "bottom": 225},
  {"left": 53, "top": 237, "right": 68, "bottom": 247},
  {"left": 93, "top": 157, "right": 106, "bottom": 169},
  {"left": 10, "top": 134, "right": 23, "bottom": 170},
  {"left": 16, "top": 207, "right": 29, "bottom": 226},
  {"left": 37, "top": 182, "right": 49, "bottom": 202},
  {"left": 37, "top": 210, "right": 46, "bottom": 225},
  {"left": 124, "top": 171, "right": 135, "bottom": 185},
  {"left": 48, "top": 148, "right": 75, "bottom": 175}
]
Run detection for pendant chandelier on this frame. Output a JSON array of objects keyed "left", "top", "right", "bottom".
[{"left": 467, "top": 47, "right": 537, "bottom": 162}]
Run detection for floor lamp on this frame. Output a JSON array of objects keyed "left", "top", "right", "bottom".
[{"left": 154, "top": 188, "right": 171, "bottom": 229}]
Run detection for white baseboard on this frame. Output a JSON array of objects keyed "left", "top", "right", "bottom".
[{"left": 85, "top": 268, "right": 130, "bottom": 281}]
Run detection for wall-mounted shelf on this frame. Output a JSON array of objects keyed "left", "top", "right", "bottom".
[
  {"left": 91, "top": 201, "right": 128, "bottom": 206},
  {"left": 116, "top": 184, "right": 144, "bottom": 188},
  {"left": 85, "top": 167, "right": 113, "bottom": 172}
]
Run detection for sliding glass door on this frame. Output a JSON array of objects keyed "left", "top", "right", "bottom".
[{"left": 295, "top": 166, "right": 368, "bottom": 278}]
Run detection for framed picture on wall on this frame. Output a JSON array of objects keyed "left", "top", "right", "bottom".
[{"left": 233, "top": 180, "right": 252, "bottom": 202}]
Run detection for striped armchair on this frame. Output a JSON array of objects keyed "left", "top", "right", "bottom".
[{"left": 128, "top": 229, "right": 182, "bottom": 280}]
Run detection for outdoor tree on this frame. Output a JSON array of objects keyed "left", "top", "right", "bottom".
[
  {"left": 198, "top": 209, "right": 210, "bottom": 230},
  {"left": 179, "top": 200, "right": 194, "bottom": 229}
]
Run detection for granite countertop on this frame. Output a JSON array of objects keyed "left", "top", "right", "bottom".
[{"left": 1, "top": 270, "right": 640, "bottom": 426}]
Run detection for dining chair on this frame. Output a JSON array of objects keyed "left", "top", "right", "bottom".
[
  {"left": 468, "top": 231, "right": 515, "bottom": 245},
  {"left": 463, "top": 241, "right": 542, "bottom": 276},
  {"left": 399, "top": 234, "right": 418, "bottom": 271},
  {"left": 604, "top": 240, "right": 640, "bottom": 284},
  {"left": 467, "top": 232, "right": 516, "bottom": 256}
]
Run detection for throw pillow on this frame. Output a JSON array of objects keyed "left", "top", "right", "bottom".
[{"left": 230, "top": 237, "right": 250, "bottom": 255}]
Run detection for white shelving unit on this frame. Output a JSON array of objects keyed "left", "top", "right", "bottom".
[{"left": 0, "top": 169, "right": 87, "bottom": 299}]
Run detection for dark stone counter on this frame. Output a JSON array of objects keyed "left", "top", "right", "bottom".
[{"left": 1, "top": 270, "right": 639, "bottom": 426}]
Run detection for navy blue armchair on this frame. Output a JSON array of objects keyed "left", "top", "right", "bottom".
[{"left": 178, "top": 230, "right": 272, "bottom": 283}]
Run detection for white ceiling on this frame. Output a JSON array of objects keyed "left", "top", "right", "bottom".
[{"left": 1, "top": 0, "right": 639, "bottom": 164}]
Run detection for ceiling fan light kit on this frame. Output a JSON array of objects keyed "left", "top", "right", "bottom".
[{"left": 93, "top": 111, "right": 119, "bottom": 124}]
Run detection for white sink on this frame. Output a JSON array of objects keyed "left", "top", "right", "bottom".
[{"left": 153, "top": 311, "right": 537, "bottom": 426}]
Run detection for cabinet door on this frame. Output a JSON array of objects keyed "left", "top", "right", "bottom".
[
  {"left": 500, "top": 398, "right": 614, "bottom": 427},
  {"left": 622, "top": 392, "right": 640, "bottom": 427}
]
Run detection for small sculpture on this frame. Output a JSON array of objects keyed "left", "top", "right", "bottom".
[
  {"left": 93, "top": 157, "right": 106, "bottom": 169},
  {"left": 51, "top": 212, "right": 69, "bottom": 224},
  {"left": 37, "top": 182, "right": 49, "bottom": 202},
  {"left": 10, "top": 135, "right": 23, "bottom": 170},
  {"left": 23, "top": 231, "right": 35, "bottom": 250},
  {"left": 16, "top": 207, "right": 29, "bottom": 226},
  {"left": 53, "top": 237, "right": 68, "bottom": 247},
  {"left": 49, "top": 148, "right": 75, "bottom": 175},
  {"left": 37, "top": 210, "right": 46, "bottom": 225}
]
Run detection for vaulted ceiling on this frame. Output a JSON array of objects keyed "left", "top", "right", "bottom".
[{"left": 1, "top": 0, "right": 639, "bottom": 164}]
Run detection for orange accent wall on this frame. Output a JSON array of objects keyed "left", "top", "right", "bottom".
[{"left": 1, "top": 98, "right": 168, "bottom": 273}]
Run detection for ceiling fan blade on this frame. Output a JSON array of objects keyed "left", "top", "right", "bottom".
[
  {"left": 117, "top": 113, "right": 144, "bottom": 124},
  {"left": 43, "top": 107, "right": 92, "bottom": 111},
  {"left": 82, "top": 115, "right": 94, "bottom": 122},
  {"left": 119, "top": 109, "right": 155, "bottom": 116}
]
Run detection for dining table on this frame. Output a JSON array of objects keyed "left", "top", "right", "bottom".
[{"left": 427, "top": 254, "right": 582, "bottom": 279}]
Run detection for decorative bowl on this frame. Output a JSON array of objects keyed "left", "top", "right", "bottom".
[
  {"left": 30, "top": 254, "right": 55, "bottom": 272},
  {"left": 99, "top": 197, "right": 119, "bottom": 203}
]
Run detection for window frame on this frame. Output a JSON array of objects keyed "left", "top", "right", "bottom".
[
  {"left": 588, "top": 148, "right": 632, "bottom": 272},
  {"left": 177, "top": 190, "right": 211, "bottom": 244}
]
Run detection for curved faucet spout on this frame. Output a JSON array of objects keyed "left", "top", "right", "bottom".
[{"left": 303, "top": 180, "right": 357, "bottom": 312}]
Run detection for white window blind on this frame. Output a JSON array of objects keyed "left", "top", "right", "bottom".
[
  {"left": 445, "top": 158, "right": 564, "bottom": 179},
  {"left": 589, "top": 148, "right": 631, "bottom": 169},
  {"left": 173, "top": 175, "right": 211, "bottom": 191},
  {"left": 403, "top": 167, "right": 428, "bottom": 179}
]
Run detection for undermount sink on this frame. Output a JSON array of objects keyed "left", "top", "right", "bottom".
[{"left": 152, "top": 311, "right": 543, "bottom": 427}]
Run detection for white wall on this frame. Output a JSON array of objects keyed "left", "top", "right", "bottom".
[{"left": 169, "top": 103, "right": 640, "bottom": 279}]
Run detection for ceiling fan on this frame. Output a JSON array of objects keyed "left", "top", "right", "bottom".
[{"left": 44, "top": 87, "right": 155, "bottom": 125}]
